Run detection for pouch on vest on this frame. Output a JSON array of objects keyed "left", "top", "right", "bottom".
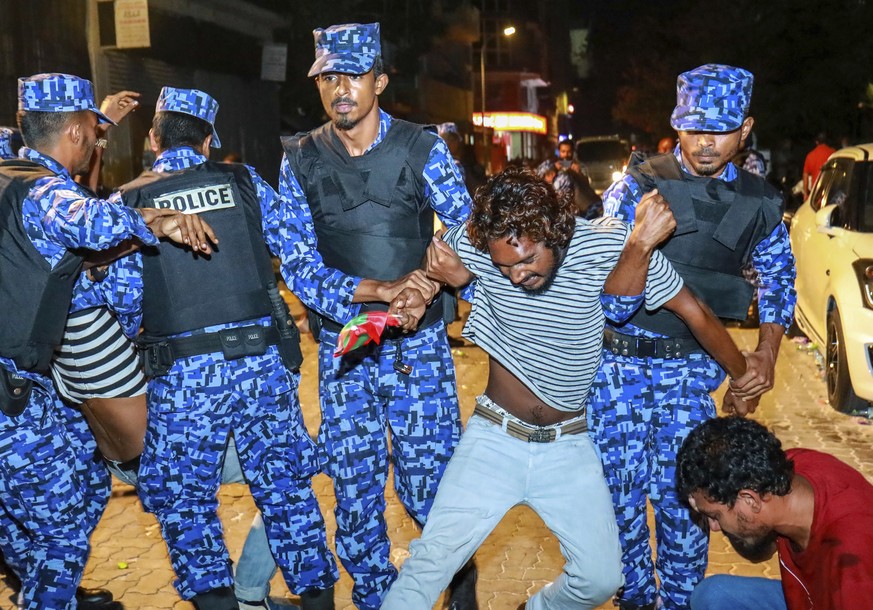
[{"left": 0, "top": 368, "right": 33, "bottom": 417}]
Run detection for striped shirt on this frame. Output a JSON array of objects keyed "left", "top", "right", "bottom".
[
  {"left": 51, "top": 307, "right": 147, "bottom": 403},
  {"left": 443, "top": 217, "right": 683, "bottom": 411}
]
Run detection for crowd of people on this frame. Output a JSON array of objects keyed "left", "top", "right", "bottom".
[{"left": 1, "top": 18, "right": 871, "bottom": 610}]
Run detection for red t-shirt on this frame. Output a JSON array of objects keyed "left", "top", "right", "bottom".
[
  {"left": 803, "top": 144, "right": 835, "bottom": 185},
  {"left": 777, "top": 449, "right": 873, "bottom": 609}
]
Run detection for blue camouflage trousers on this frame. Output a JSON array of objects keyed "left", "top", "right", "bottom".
[
  {"left": 587, "top": 351, "right": 724, "bottom": 610},
  {"left": 137, "top": 345, "right": 338, "bottom": 600},
  {"left": 318, "top": 321, "right": 461, "bottom": 610},
  {"left": 0, "top": 373, "right": 110, "bottom": 610}
]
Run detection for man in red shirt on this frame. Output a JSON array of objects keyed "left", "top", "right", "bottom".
[
  {"left": 802, "top": 133, "right": 835, "bottom": 198},
  {"left": 675, "top": 416, "right": 873, "bottom": 610}
]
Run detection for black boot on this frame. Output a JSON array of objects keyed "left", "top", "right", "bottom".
[
  {"left": 446, "top": 559, "right": 478, "bottom": 610},
  {"left": 76, "top": 587, "right": 113, "bottom": 605},
  {"left": 300, "top": 585, "right": 335, "bottom": 610},
  {"left": 191, "top": 586, "right": 240, "bottom": 610},
  {"left": 76, "top": 587, "right": 124, "bottom": 609}
]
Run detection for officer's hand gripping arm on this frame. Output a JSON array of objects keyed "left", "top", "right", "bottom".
[{"left": 140, "top": 208, "right": 218, "bottom": 254}]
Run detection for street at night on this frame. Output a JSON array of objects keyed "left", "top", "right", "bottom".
[{"left": 3, "top": 1, "right": 873, "bottom": 609}]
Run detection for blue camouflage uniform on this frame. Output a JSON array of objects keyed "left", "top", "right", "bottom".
[
  {"left": 587, "top": 65, "right": 796, "bottom": 610},
  {"left": 0, "top": 127, "right": 18, "bottom": 159},
  {"left": 109, "top": 87, "right": 339, "bottom": 602},
  {"left": 0, "top": 73, "right": 153, "bottom": 609},
  {"left": 279, "top": 108, "right": 470, "bottom": 610},
  {"left": 236, "top": 22, "right": 471, "bottom": 610}
]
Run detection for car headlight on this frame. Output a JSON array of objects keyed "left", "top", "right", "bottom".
[
  {"left": 611, "top": 170, "right": 623, "bottom": 182},
  {"left": 852, "top": 259, "right": 873, "bottom": 309}
]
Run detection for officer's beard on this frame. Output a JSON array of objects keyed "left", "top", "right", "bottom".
[
  {"left": 334, "top": 115, "right": 360, "bottom": 131},
  {"left": 332, "top": 98, "right": 359, "bottom": 131}
]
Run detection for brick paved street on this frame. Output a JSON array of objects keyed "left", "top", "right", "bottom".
[{"left": 3, "top": 298, "right": 872, "bottom": 609}]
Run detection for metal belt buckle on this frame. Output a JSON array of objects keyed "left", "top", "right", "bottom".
[{"left": 528, "top": 428, "right": 552, "bottom": 443}]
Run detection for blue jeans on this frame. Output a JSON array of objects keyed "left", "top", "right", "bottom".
[
  {"left": 234, "top": 513, "right": 275, "bottom": 602},
  {"left": 381, "top": 397, "right": 624, "bottom": 610},
  {"left": 690, "top": 575, "right": 786, "bottom": 610}
]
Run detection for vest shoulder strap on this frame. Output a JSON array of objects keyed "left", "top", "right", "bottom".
[
  {"left": 626, "top": 152, "right": 683, "bottom": 192},
  {"left": 392, "top": 120, "right": 438, "bottom": 176},
  {"left": 281, "top": 131, "right": 319, "bottom": 195}
]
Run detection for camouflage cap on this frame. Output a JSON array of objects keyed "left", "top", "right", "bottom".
[
  {"left": 670, "top": 64, "right": 753, "bottom": 133},
  {"left": 156, "top": 87, "right": 221, "bottom": 148},
  {"left": 308, "top": 22, "right": 381, "bottom": 77},
  {"left": 0, "top": 127, "right": 15, "bottom": 159},
  {"left": 438, "top": 122, "right": 459, "bottom": 136},
  {"left": 18, "top": 73, "right": 116, "bottom": 125}
]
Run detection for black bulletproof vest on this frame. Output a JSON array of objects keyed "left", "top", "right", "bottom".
[
  {"left": 626, "top": 153, "right": 783, "bottom": 337},
  {"left": 282, "top": 119, "right": 438, "bottom": 282},
  {"left": 0, "top": 160, "right": 85, "bottom": 372},
  {"left": 119, "top": 162, "right": 273, "bottom": 338}
]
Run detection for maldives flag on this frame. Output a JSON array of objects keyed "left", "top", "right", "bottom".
[{"left": 334, "top": 311, "right": 402, "bottom": 357}]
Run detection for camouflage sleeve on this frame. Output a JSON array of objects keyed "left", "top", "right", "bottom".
[
  {"left": 752, "top": 222, "right": 797, "bottom": 328},
  {"left": 423, "top": 137, "right": 472, "bottom": 227},
  {"left": 601, "top": 174, "right": 643, "bottom": 223},
  {"left": 600, "top": 293, "right": 645, "bottom": 323},
  {"left": 36, "top": 177, "right": 158, "bottom": 250}
]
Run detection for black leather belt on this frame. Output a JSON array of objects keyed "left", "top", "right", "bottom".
[
  {"left": 142, "top": 325, "right": 279, "bottom": 360},
  {"left": 139, "top": 325, "right": 281, "bottom": 377},
  {"left": 473, "top": 398, "right": 587, "bottom": 442},
  {"left": 603, "top": 327, "right": 704, "bottom": 359}
]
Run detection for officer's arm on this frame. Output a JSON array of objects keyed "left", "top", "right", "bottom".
[
  {"left": 353, "top": 272, "right": 442, "bottom": 305},
  {"left": 729, "top": 223, "right": 796, "bottom": 397},
  {"left": 601, "top": 174, "right": 642, "bottom": 222},
  {"left": 137, "top": 207, "right": 217, "bottom": 253},
  {"left": 423, "top": 137, "right": 472, "bottom": 227}
]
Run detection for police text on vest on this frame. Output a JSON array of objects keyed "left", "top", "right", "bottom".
[{"left": 154, "top": 184, "right": 236, "bottom": 213}]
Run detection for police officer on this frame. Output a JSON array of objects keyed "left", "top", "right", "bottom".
[
  {"left": 0, "top": 126, "right": 23, "bottom": 160},
  {"left": 233, "top": 22, "right": 475, "bottom": 610},
  {"left": 112, "top": 87, "right": 340, "bottom": 610},
  {"left": 587, "top": 64, "right": 796, "bottom": 610},
  {"left": 0, "top": 72, "right": 211, "bottom": 610}
]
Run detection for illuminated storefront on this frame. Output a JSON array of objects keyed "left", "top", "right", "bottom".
[{"left": 473, "top": 111, "right": 548, "bottom": 170}]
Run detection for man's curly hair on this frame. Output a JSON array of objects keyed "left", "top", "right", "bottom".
[
  {"left": 467, "top": 166, "right": 575, "bottom": 253},
  {"left": 676, "top": 417, "right": 794, "bottom": 508}
]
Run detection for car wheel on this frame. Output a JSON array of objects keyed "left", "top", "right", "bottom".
[{"left": 826, "top": 307, "right": 868, "bottom": 414}]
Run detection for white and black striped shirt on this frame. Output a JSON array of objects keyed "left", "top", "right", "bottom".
[
  {"left": 444, "top": 217, "right": 683, "bottom": 412},
  {"left": 52, "top": 307, "right": 147, "bottom": 403}
]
